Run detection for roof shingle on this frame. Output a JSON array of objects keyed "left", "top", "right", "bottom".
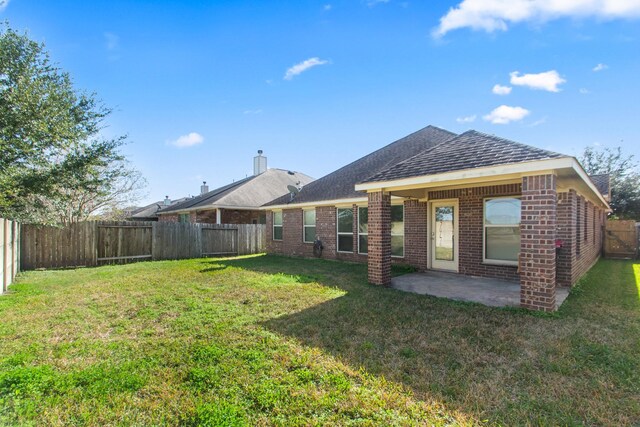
[
  {"left": 264, "top": 125, "right": 456, "bottom": 206},
  {"left": 363, "top": 130, "right": 566, "bottom": 183}
]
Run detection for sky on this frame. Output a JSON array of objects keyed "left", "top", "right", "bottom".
[{"left": 2, "top": 0, "right": 640, "bottom": 206}]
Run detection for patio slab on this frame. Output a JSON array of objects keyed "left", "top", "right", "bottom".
[{"left": 391, "top": 270, "right": 569, "bottom": 309}]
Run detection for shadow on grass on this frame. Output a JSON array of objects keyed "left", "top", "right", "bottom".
[{"left": 197, "top": 255, "right": 640, "bottom": 424}]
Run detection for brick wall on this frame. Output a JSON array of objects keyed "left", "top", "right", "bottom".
[
  {"left": 519, "top": 174, "right": 557, "bottom": 312},
  {"left": 404, "top": 199, "right": 428, "bottom": 270},
  {"left": 158, "top": 214, "right": 178, "bottom": 223},
  {"left": 266, "top": 209, "right": 314, "bottom": 257},
  {"left": 196, "top": 210, "right": 217, "bottom": 223},
  {"left": 368, "top": 191, "right": 391, "bottom": 285},
  {"left": 428, "top": 184, "right": 521, "bottom": 281},
  {"left": 221, "top": 209, "right": 264, "bottom": 224}
]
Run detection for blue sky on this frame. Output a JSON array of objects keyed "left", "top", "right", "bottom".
[{"left": 2, "top": 0, "right": 639, "bottom": 205}]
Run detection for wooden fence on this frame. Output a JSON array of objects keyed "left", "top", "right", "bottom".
[
  {"left": 0, "top": 218, "right": 21, "bottom": 294},
  {"left": 21, "top": 221, "right": 266, "bottom": 270},
  {"left": 604, "top": 220, "right": 638, "bottom": 259}
]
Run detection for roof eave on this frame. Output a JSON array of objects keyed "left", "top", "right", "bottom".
[{"left": 354, "top": 157, "right": 610, "bottom": 209}]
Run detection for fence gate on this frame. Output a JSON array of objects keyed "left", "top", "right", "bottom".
[
  {"left": 604, "top": 220, "right": 638, "bottom": 259},
  {"left": 202, "top": 227, "right": 238, "bottom": 256}
]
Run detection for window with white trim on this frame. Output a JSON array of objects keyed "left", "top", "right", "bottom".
[
  {"left": 273, "top": 211, "right": 283, "bottom": 240},
  {"left": 391, "top": 205, "right": 404, "bottom": 257},
  {"left": 358, "top": 207, "right": 368, "bottom": 254},
  {"left": 179, "top": 213, "right": 190, "bottom": 223},
  {"left": 484, "top": 197, "right": 520, "bottom": 264},
  {"left": 303, "top": 209, "right": 316, "bottom": 243},
  {"left": 337, "top": 208, "right": 353, "bottom": 252}
]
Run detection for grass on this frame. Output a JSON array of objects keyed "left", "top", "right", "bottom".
[{"left": 0, "top": 255, "right": 638, "bottom": 425}]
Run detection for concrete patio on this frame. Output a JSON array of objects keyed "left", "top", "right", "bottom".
[{"left": 391, "top": 270, "right": 570, "bottom": 309}]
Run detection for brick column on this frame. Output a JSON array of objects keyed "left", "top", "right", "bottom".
[
  {"left": 520, "top": 174, "right": 557, "bottom": 311},
  {"left": 556, "top": 190, "right": 577, "bottom": 286},
  {"left": 368, "top": 191, "right": 391, "bottom": 285}
]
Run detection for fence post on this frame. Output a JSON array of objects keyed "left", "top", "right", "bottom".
[{"left": 1, "top": 219, "right": 6, "bottom": 293}]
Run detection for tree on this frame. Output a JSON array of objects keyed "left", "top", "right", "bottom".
[
  {"left": 580, "top": 146, "right": 640, "bottom": 220},
  {"left": 0, "top": 24, "right": 146, "bottom": 223}
]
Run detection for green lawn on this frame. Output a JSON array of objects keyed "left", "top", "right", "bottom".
[{"left": 0, "top": 255, "right": 638, "bottom": 426}]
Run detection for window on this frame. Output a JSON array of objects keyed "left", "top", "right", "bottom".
[
  {"left": 179, "top": 213, "right": 189, "bottom": 223},
  {"left": 303, "top": 209, "right": 316, "bottom": 243},
  {"left": 337, "top": 208, "right": 354, "bottom": 252},
  {"left": 576, "top": 197, "right": 582, "bottom": 256},
  {"left": 273, "top": 211, "right": 283, "bottom": 240},
  {"left": 391, "top": 205, "right": 404, "bottom": 257},
  {"left": 484, "top": 197, "right": 520, "bottom": 264},
  {"left": 358, "top": 207, "right": 368, "bottom": 254}
]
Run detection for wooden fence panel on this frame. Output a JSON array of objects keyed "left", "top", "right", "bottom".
[
  {"left": 604, "top": 220, "right": 638, "bottom": 259},
  {"left": 1, "top": 218, "right": 21, "bottom": 294},
  {"left": 97, "top": 221, "right": 152, "bottom": 263},
  {"left": 20, "top": 220, "right": 266, "bottom": 269},
  {"left": 202, "top": 226, "right": 238, "bottom": 256}
]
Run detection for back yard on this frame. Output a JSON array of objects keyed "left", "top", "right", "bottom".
[{"left": 0, "top": 255, "right": 638, "bottom": 426}]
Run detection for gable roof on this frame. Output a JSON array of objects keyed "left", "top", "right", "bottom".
[
  {"left": 264, "top": 125, "right": 456, "bottom": 206},
  {"left": 159, "top": 168, "right": 314, "bottom": 214},
  {"left": 589, "top": 174, "right": 610, "bottom": 199},
  {"left": 128, "top": 197, "right": 190, "bottom": 220},
  {"left": 363, "top": 130, "right": 567, "bottom": 183}
]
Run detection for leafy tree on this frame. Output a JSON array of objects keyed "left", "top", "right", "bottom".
[
  {"left": 0, "top": 24, "right": 145, "bottom": 223},
  {"left": 580, "top": 146, "right": 640, "bottom": 220}
]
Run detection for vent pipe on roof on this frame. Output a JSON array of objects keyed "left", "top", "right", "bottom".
[
  {"left": 200, "top": 181, "right": 209, "bottom": 194},
  {"left": 254, "top": 150, "right": 267, "bottom": 175},
  {"left": 163, "top": 196, "right": 171, "bottom": 206}
]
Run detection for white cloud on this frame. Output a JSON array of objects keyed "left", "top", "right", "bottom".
[
  {"left": 492, "top": 84, "right": 512, "bottom": 95},
  {"left": 579, "top": 88, "right": 591, "bottom": 94},
  {"left": 367, "top": 0, "right": 390, "bottom": 6},
  {"left": 433, "top": 0, "right": 640, "bottom": 37},
  {"left": 168, "top": 132, "right": 204, "bottom": 148},
  {"left": 528, "top": 117, "right": 547, "bottom": 127},
  {"left": 483, "top": 105, "right": 530, "bottom": 124},
  {"left": 0, "top": 0, "right": 9, "bottom": 12},
  {"left": 593, "top": 63, "right": 608, "bottom": 71},
  {"left": 104, "top": 32, "right": 119, "bottom": 51},
  {"left": 284, "top": 57, "right": 329, "bottom": 80},
  {"left": 324, "top": 4, "right": 332, "bottom": 11},
  {"left": 456, "top": 114, "right": 477, "bottom": 123},
  {"left": 509, "top": 70, "right": 566, "bottom": 92}
]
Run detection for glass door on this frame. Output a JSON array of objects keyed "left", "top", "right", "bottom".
[{"left": 431, "top": 200, "right": 458, "bottom": 271}]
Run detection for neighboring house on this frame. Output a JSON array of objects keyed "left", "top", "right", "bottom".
[
  {"left": 127, "top": 197, "right": 190, "bottom": 221},
  {"left": 263, "top": 125, "right": 610, "bottom": 312},
  {"left": 157, "top": 151, "right": 314, "bottom": 224}
]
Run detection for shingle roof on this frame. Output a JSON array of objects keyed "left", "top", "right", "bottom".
[
  {"left": 589, "top": 174, "right": 610, "bottom": 198},
  {"left": 128, "top": 197, "right": 190, "bottom": 220},
  {"left": 159, "top": 168, "right": 314, "bottom": 213},
  {"left": 264, "top": 125, "right": 457, "bottom": 206},
  {"left": 363, "top": 130, "right": 567, "bottom": 183}
]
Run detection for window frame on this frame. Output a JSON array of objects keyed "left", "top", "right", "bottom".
[
  {"left": 390, "top": 204, "right": 405, "bottom": 258},
  {"left": 357, "top": 206, "right": 368, "bottom": 255},
  {"left": 336, "top": 207, "right": 354, "bottom": 253},
  {"left": 272, "top": 211, "right": 283, "bottom": 241},
  {"left": 482, "top": 196, "right": 521, "bottom": 266},
  {"left": 303, "top": 209, "right": 316, "bottom": 243},
  {"left": 178, "top": 213, "right": 190, "bottom": 223}
]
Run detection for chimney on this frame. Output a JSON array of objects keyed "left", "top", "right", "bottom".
[
  {"left": 253, "top": 150, "right": 267, "bottom": 175},
  {"left": 163, "top": 196, "right": 171, "bottom": 206},
  {"left": 200, "top": 181, "right": 209, "bottom": 194}
]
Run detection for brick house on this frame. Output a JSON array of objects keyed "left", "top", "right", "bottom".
[
  {"left": 263, "top": 126, "right": 610, "bottom": 312},
  {"left": 158, "top": 152, "right": 314, "bottom": 225}
]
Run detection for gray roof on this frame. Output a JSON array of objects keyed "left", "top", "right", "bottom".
[
  {"left": 159, "top": 168, "right": 314, "bottom": 214},
  {"left": 589, "top": 174, "right": 610, "bottom": 198},
  {"left": 264, "top": 125, "right": 456, "bottom": 206},
  {"left": 363, "top": 130, "right": 566, "bottom": 183},
  {"left": 129, "top": 197, "right": 190, "bottom": 220}
]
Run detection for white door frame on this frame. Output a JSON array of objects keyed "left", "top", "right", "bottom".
[{"left": 429, "top": 199, "right": 459, "bottom": 272}]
